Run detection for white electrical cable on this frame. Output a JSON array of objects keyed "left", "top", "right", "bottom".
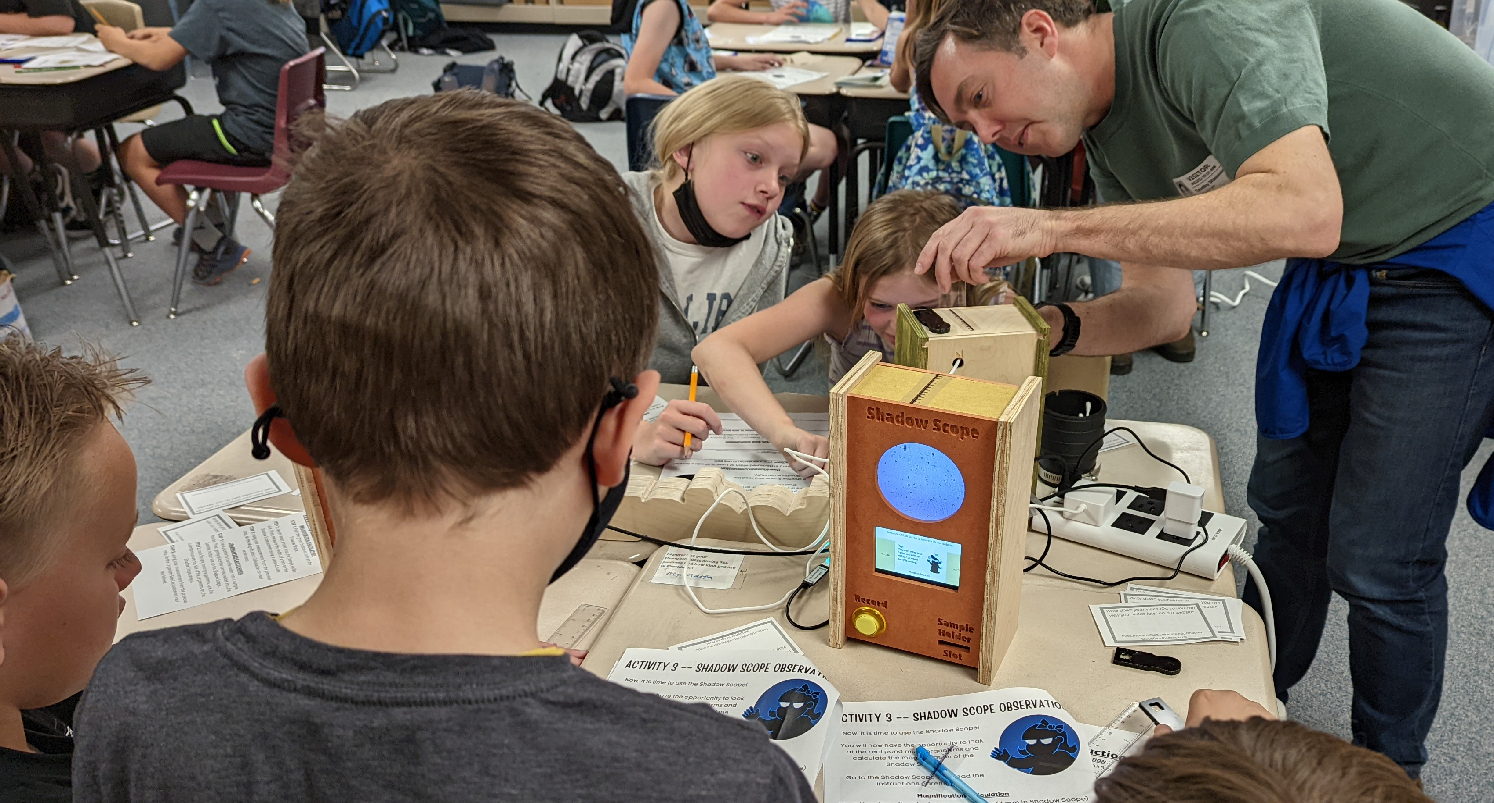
[
  {"left": 950, "top": 357, "right": 964, "bottom": 376},
  {"left": 1209, "top": 270, "right": 1279, "bottom": 309},
  {"left": 1227, "top": 544, "right": 1276, "bottom": 670}
]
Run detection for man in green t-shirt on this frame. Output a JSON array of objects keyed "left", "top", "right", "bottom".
[{"left": 906, "top": 0, "right": 1494, "bottom": 779}]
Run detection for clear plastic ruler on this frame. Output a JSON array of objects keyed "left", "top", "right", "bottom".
[{"left": 546, "top": 604, "right": 608, "bottom": 649}]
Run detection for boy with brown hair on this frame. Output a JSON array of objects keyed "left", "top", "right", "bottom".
[
  {"left": 71, "top": 92, "right": 816, "bottom": 803},
  {"left": 0, "top": 336, "right": 147, "bottom": 803}
]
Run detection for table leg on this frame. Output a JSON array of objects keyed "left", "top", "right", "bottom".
[
  {"left": 844, "top": 135, "right": 859, "bottom": 257},
  {"left": 77, "top": 128, "right": 140, "bottom": 326},
  {"left": 3, "top": 132, "right": 76, "bottom": 285}
]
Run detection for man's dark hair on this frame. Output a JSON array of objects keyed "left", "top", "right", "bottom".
[{"left": 913, "top": 0, "right": 1095, "bottom": 121}]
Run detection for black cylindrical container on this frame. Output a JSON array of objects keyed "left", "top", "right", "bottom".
[{"left": 1038, "top": 389, "right": 1107, "bottom": 489}]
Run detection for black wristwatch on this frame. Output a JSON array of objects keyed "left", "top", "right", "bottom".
[{"left": 1036, "top": 302, "right": 1081, "bottom": 357}]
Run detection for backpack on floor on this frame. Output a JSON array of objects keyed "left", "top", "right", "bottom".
[
  {"left": 539, "top": 31, "right": 626, "bottom": 123},
  {"left": 327, "top": 0, "right": 392, "bottom": 58},
  {"left": 432, "top": 57, "right": 527, "bottom": 99},
  {"left": 390, "top": 0, "right": 445, "bottom": 41}
]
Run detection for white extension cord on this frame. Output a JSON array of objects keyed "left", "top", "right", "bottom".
[
  {"left": 1210, "top": 269, "right": 1279, "bottom": 309},
  {"left": 1226, "top": 544, "right": 1277, "bottom": 670}
]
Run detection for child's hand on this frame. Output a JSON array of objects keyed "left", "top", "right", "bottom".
[
  {"left": 772, "top": 426, "right": 829, "bottom": 479},
  {"left": 538, "top": 642, "right": 588, "bottom": 666},
  {"left": 1154, "top": 689, "right": 1275, "bottom": 736},
  {"left": 631, "top": 400, "right": 724, "bottom": 466},
  {"left": 732, "top": 53, "right": 784, "bottom": 72},
  {"left": 126, "top": 28, "right": 168, "bottom": 41},
  {"left": 94, "top": 24, "right": 127, "bottom": 51},
  {"left": 765, "top": 1, "right": 807, "bottom": 23}
]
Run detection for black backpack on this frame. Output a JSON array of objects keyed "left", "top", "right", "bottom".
[
  {"left": 539, "top": 31, "right": 626, "bottom": 123},
  {"left": 432, "top": 57, "right": 527, "bottom": 99},
  {"left": 609, "top": 0, "right": 640, "bottom": 33}
]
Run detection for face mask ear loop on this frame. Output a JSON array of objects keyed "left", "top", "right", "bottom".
[{"left": 250, "top": 405, "right": 283, "bottom": 460}]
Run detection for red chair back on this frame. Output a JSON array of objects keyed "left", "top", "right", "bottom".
[{"left": 268, "top": 48, "right": 327, "bottom": 181}]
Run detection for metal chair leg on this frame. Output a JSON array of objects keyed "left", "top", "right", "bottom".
[
  {"left": 321, "top": 31, "right": 360, "bottom": 90},
  {"left": 102, "top": 249, "right": 140, "bottom": 326},
  {"left": 358, "top": 38, "right": 397, "bottom": 73},
  {"left": 0, "top": 173, "right": 9, "bottom": 221},
  {"left": 49, "top": 210, "right": 78, "bottom": 279},
  {"left": 108, "top": 186, "right": 133, "bottom": 258},
  {"left": 220, "top": 191, "right": 241, "bottom": 239},
  {"left": 170, "top": 189, "right": 206, "bottom": 319},
  {"left": 250, "top": 194, "right": 275, "bottom": 229},
  {"left": 1197, "top": 270, "right": 1213, "bottom": 338},
  {"left": 774, "top": 340, "right": 814, "bottom": 379}
]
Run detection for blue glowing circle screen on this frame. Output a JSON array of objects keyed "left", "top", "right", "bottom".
[{"left": 876, "top": 442, "right": 965, "bottom": 522}]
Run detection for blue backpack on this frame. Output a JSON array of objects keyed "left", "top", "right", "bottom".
[{"left": 327, "top": 0, "right": 392, "bottom": 58}]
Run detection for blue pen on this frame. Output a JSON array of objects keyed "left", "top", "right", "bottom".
[{"left": 914, "top": 745, "right": 987, "bottom": 803}]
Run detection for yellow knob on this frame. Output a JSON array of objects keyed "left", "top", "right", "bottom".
[{"left": 852, "top": 606, "right": 887, "bottom": 638}]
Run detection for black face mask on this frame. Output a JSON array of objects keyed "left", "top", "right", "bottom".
[
  {"left": 551, "top": 377, "right": 639, "bottom": 583},
  {"left": 672, "top": 174, "right": 749, "bottom": 248}
]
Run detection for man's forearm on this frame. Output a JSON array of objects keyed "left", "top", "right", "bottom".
[{"left": 1039, "top": 263, "right": 1197, "bottom": 356}]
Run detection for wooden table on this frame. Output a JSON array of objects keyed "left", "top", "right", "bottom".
[{"left": 706, "top": 22, "right": 883, "bottom": 55}]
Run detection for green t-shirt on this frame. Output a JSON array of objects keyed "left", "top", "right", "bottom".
[{"left": 1083, "top": 0, "right": 1494, "bottom": 264}]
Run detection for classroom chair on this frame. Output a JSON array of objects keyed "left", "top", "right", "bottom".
[
  {"left": 155, "top": 49, "right": 326, "bottom": 318},
  {"left": 625, "top": 94, "right": 672, "bottom": 172}
]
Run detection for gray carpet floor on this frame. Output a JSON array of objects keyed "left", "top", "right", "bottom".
[{"left": 3, "top": 31, "right": 1489, "bottom": 800}]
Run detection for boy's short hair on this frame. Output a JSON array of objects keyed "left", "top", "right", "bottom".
[
  {"left": 830, "top": 189, "right": 963, "bottom": 323},
  {"left": 1094, "top": 718, "right": 1432, "bottom": 803},
  {"left": 268, "top": 92, "right": 659, "bottom": 514},
  {"left": 0, "top": 336, "right": 147, "bottom": 587}
]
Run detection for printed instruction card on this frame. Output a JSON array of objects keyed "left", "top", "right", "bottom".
[
  {"left": 824, "top": 688, "right": 1093, "bottom": 803},
  {"left": 133, "top": 513, "right": 322, "bottom": 619},
  {"left": 608, "top": 648, "right": 840, "bottom": 783},
  {"left": 176, "top": 470, "right": 293, "bottom": 517}
]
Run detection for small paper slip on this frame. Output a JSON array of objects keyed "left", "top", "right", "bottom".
[
  {"left": 176, "top": 470, "right": 293, "bottom": 517},
  {"left": 132, "top": 513, "right": 322, "bottom": 619},
  {"left": 1099, "top": 428, "right": 1138, "bottom": 453},
  {"left": 746, "top": 24, "right": 839, "bottom": 44},
  {"left": 834, "top": 70, "right": 886, "bottom": 87},
  {"left": 1120, "top": 594, "right": 1243, "bottom": 641},
  {"left": 609, "top": 648, "right": 839, "bottom": 783},
  {"left": 650, "top": 546, "right": 744, "bottom": 589},
  {"left": 157, "top": 511, "right": 240, "bottom": 544},
  {"left": 661, "top": 412, "right": 829, "bottom": 490},
  {"left": 672, "top": 618, "right": 803, "bottom": 654},
  {"left": 642, "top": 394, "right": 669, "bottom": 423},
  {"left": 741, "top": 66, "right": 827, "bottom": 90},
  {"left": 1090, "top": 602, "right": 1218, "bottom": 647},
  {"left": 846, "top": 22, "right": 880, "bottom": 41},
  {"left": 16, "top": 51, "right": 117, "bottom": 69}
]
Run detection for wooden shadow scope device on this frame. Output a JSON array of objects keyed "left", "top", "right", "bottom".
[{"left": 827, "top": 352, "right": 1043, "bottom": 684}]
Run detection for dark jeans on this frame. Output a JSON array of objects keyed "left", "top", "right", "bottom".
[{"left": 1245, "top": 266, "right": 1494, "bottom": 777}]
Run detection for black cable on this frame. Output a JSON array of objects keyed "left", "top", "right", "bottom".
[
  {"left": 1023, "top": 509, "right": 1206, "bottom": 587},
  {"left": 1072, "top": 426, "right": 1190, "bottom": 487},
  {"left": 784, "top": 582, "right": 829, "bottom": 630},
  {"left": 605, "top": 525, "right": 824, "bottom": 556}
]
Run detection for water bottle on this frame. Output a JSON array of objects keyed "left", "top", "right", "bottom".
[{"left": 481, "top": 59, "right": 499, "bottom": 94}]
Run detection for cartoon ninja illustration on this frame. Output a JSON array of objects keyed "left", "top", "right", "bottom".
[
  {"left": 928, "top": 554, "right": 943, "bottom": 574},
  {"left": 991, "top": 719, "right": 1080, "bottom": 775},
  {"left": 743, "top": 683, "right": 824, "bottom": 740}
]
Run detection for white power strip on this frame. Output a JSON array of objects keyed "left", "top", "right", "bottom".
[{"left": 1030, "top": 488, "right": 1247, "bottom": 579}]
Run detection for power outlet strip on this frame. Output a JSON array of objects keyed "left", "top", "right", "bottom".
[{"left": 1030, "top": 488, "right": 1247, "bottom": 578}]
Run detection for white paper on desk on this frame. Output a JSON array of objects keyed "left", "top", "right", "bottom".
[
  {"left": 132, "top": 513, "right": 322, "bottom": 619},
  {"left": 157, "top": 511, "right": 240, "bottom": 544},
  {"left": 176, "top": 469, "right": 293, "bottom": 517},
  {"left": 650, "top": 546, "right": 744, "bottom": 589},
  {"left": 1090, "top": 602, "right": 1218, "bottom": 647},
  {"left": 14, "top": 34, "right": 100, "bottom": 50},
  {"left": 0, "top": 34, "right": 29, "bottom": 48},
  {"left": 741, "top": 66, "right": 828, "bottom": 89},
  {"left": 16, "top": 50, "right": 117, "bottom": 68},
  {"left": 747, "top": 24, "right": 839, "bottom": 44},
  {"left": 846, "top": 22, "right": 880, "bottom": 40},
  {"left": 825, "top": 687, "right": 1093, "bottom": 803},
  {"left": 1098, "top": 429, "right": 1137, "bottom": 453},
  {"left": 661, "top": 412, "right": 829, "bottom": 490},
  {"left": 1075, "top": 721, "right": 1147, "bottom": 781},
  {"left": 608, "top": 648, "right": 839, "bottom": 783},
  {"left": 671, "top": 618, "right": 803, "bottom": 654},
  {"left": 643, "top": 394, "right": 669, "bottom": 423},
  {"left": 1120, "top": 594, "right": 1243, "bottom": 641}
]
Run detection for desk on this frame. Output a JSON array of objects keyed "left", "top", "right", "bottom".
[
  {"left": 117, "top": 521, "right": 643, "bottom": 651},
  {"left": 707, "top": 23, "right": 883, "bottom": 55},
  {"left": 586, "top": 418, "right": 1270, "bottom": 731},
  {"left": 769, "top": 52, "right": 863, "bottom": 96},
  {"left": 837, "top": 64, "right": 909, "bottom": 249}
]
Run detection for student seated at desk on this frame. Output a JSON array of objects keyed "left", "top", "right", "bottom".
[
  {"left": 94, "top": 0, "right": 304, "bottom": 285},
  {"left": 1096, "top": 690, "right": 1432, "bottom": 803},
  {"left": 706, "top": 0, "right": 890, "bottom": 29},
  {"left": 690, "top": 189, "right": 974, "bottom": 476},
  {"left": 622, "top": 0, "right": 840, "bottom": 217},
  {"left": 0, "top": 336, "right": 148, "bottom": 803},
  {"left": 71, "top": 93, "right": 815, "bottom": 803},
  {"left": 626, "top": 75, "right": 805, "bottom": 465}
]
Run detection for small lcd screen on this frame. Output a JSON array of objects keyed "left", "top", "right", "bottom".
[{"left": 874, "top": 526, "right": 962, "bottom": 590}]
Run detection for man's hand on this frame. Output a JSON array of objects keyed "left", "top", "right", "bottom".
[
  {"left": 771, "top": 426, "right": 829, "bottom": 480},
  {"left": 915, "top": 206, "right": 1055, "bottom": 293},
  {"left": 630, "top": 400, "right": 724, "bottom": 466},
  {"left": 765, "top": 0, "right": 807, "bottom": 23},
  {"left": 728, "top": 52, "right": 784, "bottom": 71},
  {"left": 1153, "top": 689, "right": 1276, "bottom": 736},
  {"left": 94, "top": 23, "right": 128, "bottom": 51}
]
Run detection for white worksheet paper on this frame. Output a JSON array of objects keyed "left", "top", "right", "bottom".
[
  {"left": 11, "top": 34, "right": 101, "bottom": 50},
  {"left": 671, "top": 618, "right": 803, "bottom": 654},
  {"left": 133, "top": 513, "right": 322, "bottom": 619},
  {"left": 1090, "top": 602, "right": 1218, "bottom": 647},
  {"left": 608, "top": 648, "right": 840, "bottom": 783},
  {"left": 1076, "top": 721, "right": 1147, "bottom": 781},
  {"left": 1119, "top": 594, "right": 1243, "bottom": 641},
  {"left": 176, "top": 470, "right": 293, "bottom": 516},
  {"left": 18, "top": 50, "right": 116, "bottom": 68},
  {"left": 825, "top": 688, "right": 1093, "bottom": 803},
  {"left": 741, "top": 66, "right": 828, "bottom": 89},
  {"left": 746, "top": 24, "right": 840, "bottom": 44},
  {"left": 649, "top": 546, "right": 744, "bottom": 590},
  {"left": 157, "top": 511, "right": 240, "bottom": 544},
  {"left": 661, "top": 412, "right": 829, "bottom": 490}
]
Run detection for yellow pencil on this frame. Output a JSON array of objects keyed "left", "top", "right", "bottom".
[
  {"left": 86, "top": 6, "right": 108, "bottom": 25},
  {"left": 683, "top": 366, "right": 699, "bottom": 450}
]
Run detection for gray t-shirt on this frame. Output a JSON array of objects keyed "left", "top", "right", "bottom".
[
  {"left": 72, "top": 613, "right": 816, "bottom": 803},
  {"left": 169, "top": 0, "right": 307, "bottom": 154}
]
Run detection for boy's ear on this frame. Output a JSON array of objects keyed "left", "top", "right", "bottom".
[
  {"left": 244, "top": 353, "right": 318, "bottom": 468},
  {"left": 590, "top": 370, "right": 662, "bottom": 487}
]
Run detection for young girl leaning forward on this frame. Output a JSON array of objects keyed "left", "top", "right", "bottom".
[
  {"left": 629, "top": 75, "right": 812, "bottom": 466},
  {"left": 692, "top": 189, "right": 971, "bottom": 477}
]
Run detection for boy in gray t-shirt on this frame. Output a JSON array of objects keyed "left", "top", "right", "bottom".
[
  {"left": 72, "top": 94, "right": 816, "bottom": 803},
  {"left": 96, "top": 0, "right": 305, "bottom": 285}
]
